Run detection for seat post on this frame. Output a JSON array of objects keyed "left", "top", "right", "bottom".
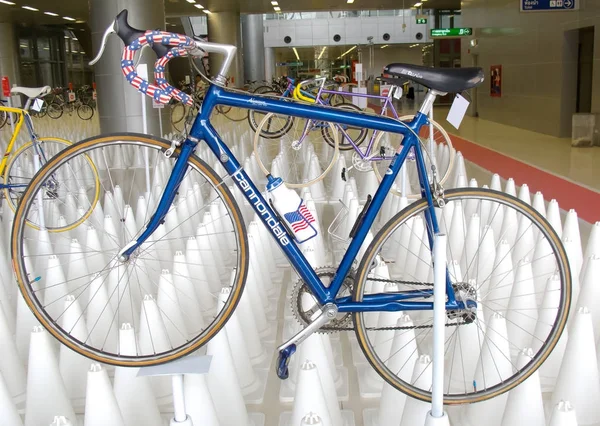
[{"left": 419, "top": 89, "right": 446, "bottom": 116}]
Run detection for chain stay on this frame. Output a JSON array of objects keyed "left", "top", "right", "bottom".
[{"left": 318, "top": 276, "right": 466, "bottom": 331}]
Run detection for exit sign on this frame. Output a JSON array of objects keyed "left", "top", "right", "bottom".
[
  {"left": 416, "top": 16, "right": 428, "bottom": 24},
  {"left": 430, "top": 28, "right": 473, "bottom": 37}
]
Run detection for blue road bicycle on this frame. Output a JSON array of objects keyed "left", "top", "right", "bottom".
[{"left": 11, "top": 10, "right": 571, "bottom": 404}]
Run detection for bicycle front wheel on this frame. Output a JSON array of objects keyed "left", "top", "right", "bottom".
[
  {"left": 11, "top": 133, "right": 249, "bottom": 366},
  {"left": 4, "top": 137, "right": 100, "bottom": 232},
  {"left": 354, "top": 188, "right": 570, "bottom": 404},
  {"left": 254, "top": 113, "right": 339, "bottom": 188}
]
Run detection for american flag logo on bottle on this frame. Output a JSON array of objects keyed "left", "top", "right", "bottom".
[{"left": 284, "top": 204, "right": 315, "bottom": 233}]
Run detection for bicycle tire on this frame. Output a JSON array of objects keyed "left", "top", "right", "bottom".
[
  {"left": 247, "top": 91, "right": 293, "bottom": 137},
  {"left": 252, "top": 85, "right": 274, "bottom": 94},
  {"left": 321, "top": 103, "right": 368, "bottom": 150},
  {"left": 371, "top": 115, "right": 455, "bottom": 199},
  {"left": 47, "top": 102, "right": 63, "bottom": 119},
  {"left": 353, "top": 187, "right": 571, "bottom": 404},
  {"left": 77, "top": 103, "right": 94, "bottom": 120},
  {"left": 11, "top": 133, "right": 249, "bottom": 367},
  {"left": 253, "top": 112, "right": 339, "bottom": 188},
  {"left": 4, "top": 137, "right": 100, "bottom": 232},
  {"left": 0, "top": 110, "right": 7, "bottom": 129}
]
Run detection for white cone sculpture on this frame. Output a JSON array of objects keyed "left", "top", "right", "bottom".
[
  {"left": 25, "top": 327, "right": 76, "bottom": 426},
  {"left": 552, "top": 306, "right": 600, "bottom": 426},
  {"left": 83, "top": 363, "right": 126, "bottom": 426},
  {"left": 113, "top": 324, "right": 163, "bottom": 426},
  {"left": 0, "top": 373, "right": 23, "bottom": 426},
  {"left": 500, "top": 348, "right": 545, "bottom": 426},
  {"left": 549, "top": 401, "right": 579, "bottom": 426},
  {"left": 0, "top": 306, "right": 26, "bottom": 400},
  {"left": 399, "top": 355, "right": 433, "bottom": 426},
  {"left": 206, "top": 326, "right": 250, "bottom": 425},
  {"left": 290, "top": 360, "right": 334, "bottom": 426},
  {"left": 183, "top": 373, "right": 220, "bottom": 426}
]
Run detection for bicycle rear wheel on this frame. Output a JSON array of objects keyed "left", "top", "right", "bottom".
[
  {"left": 11, "top": 133, "right": 249, "bottom": 366},
  {"left": 371, "top": 115, "right": 455, "bottom": 199},
  {"left": 77, "top": 103, "right": 94, "bottom": 120},
  {"left": 4, "top": 137, "right": 100, "bottom": 231},
  {"left": 353, "top": 188, "right": 570, "bottom": 404},
  {"left": 47, "top": 102, "right": 63, "bottom": 119}
]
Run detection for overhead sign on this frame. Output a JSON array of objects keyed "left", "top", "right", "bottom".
[
  {"left": 430, "top": 28, "right": 473, "bottom": 37},
  {"left": 416, "top": 16, "right": 428, "bottom": 24},
  {"left": 521, "top": 0, "right": 576, "bottom": 11}
]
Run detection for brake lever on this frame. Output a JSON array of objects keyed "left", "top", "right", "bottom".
[{"left": 89, "top": 20, "right": 116, "bottom": 65}]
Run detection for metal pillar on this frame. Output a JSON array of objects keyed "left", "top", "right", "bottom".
[
  {"left": 89, "top": 0, "right": 168, "bottom": 135},
  {"left": 241, "top": 14, "right": 265, "bottom": 83},
  {"left": 0, "top": 22, "right": 19, "bottom": 87},
  {"left": 206, "top": 12, "right": 243, "bottom": 87},
  {"left": 264, "top": 47, "right": 275, "bottom": 82}
]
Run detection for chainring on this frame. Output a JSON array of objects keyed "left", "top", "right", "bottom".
[{"left": 290, "top": 266, "right": 355, "bottom": 333}]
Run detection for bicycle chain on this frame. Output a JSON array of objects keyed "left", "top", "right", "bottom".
[{"left": 316, "top": 276, "right": 467, "bottom": 332}]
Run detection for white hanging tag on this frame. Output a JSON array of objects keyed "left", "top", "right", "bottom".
[
  {"left": 68, "top": 91, "right": 76, "bottom": 102},
  {"left": 393, "top": 86, "right": 403, "bottom": 99},
  {"left": 32, "top": 98, "right": 44, "bottom": 112},
  {"left": 446, "top": 93, "right": 469, "bottom": 129}
]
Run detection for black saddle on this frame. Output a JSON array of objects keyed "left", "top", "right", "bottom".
[{"left": 384, "top": 63, "right": 484, "bottom": 93}]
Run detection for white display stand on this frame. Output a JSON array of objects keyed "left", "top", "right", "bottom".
[
  {"left": 424, "top": 233, "right": 450, "bottom": 426},
  {"left": 137, "top": 355, "right": 212, "bottom": 425}
]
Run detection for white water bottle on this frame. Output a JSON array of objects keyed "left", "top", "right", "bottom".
[{"left": 266, "top": 175, "right": 317, "bottom": 243}]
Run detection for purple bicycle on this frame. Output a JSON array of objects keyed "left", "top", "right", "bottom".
[{"left": 252, "top": 77, "right": 455, "bottom": 197}]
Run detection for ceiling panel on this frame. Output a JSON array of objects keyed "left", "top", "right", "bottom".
[{"left": 0, "top": 0, "right": 460, "bottom": 25}]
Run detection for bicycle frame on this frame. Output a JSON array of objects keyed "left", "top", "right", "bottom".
[
  {"left": 121, "top": 83, "right": 462, "bottom": 313},
  {"left": 0, "top": 105, "right": 39, "bottom": 190}
]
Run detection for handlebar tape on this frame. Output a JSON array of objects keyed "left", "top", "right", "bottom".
[{"left": 120, "top": 30, "right": 196, "bottom": 105}]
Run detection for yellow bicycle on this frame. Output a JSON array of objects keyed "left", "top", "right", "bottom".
[{"left": 1, "top": 86, "right": 99, "bottom": 231}]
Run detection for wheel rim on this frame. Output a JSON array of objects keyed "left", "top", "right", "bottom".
[
  {"left": 371, "top": 115, "right": 455, "bottom": 199},
  {"left": 12, "top": 134, "right": 248, "bottom": 366},
  {"left": 4, "top": 138, "right": 100, "bottom": 232},
  {"left": 253, "top": 113, "right": 339, "bottom": 188},
  {"left": 353, "top": 188, "right": 570, "bottom": 404}
]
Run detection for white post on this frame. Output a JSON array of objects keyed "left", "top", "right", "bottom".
[
  {"left": 424, "top": 233, "right": 450, "bottom": 426},
  {"left": 172, "top": 375, "right": 188, "bottom": 423}
]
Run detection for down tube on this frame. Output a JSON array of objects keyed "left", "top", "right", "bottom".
[{"left": 200, "top": 121, "right": 330, "bottom": 304}]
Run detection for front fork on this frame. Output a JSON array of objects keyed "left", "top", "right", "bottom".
[{"left": 119, "top": 140, "right": 196, "bottom": 259}]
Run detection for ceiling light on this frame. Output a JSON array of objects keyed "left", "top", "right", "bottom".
[
  {"left": 194, "top": 4, "right": 204, "bottom": 8},
  {"left": 380, "top": 44, "right": 389, "bottom": 49},
  {"left": 63, "top": 16, "right": 76, "bottom": 21},
  {"left": 293, "top": 47, "right": 300, "bottom": 61},
  {"left": 186, "top": 0, "right": 196, "bottom": 2},
  {"left": 22, "top": 6, "right": 39, "bottom": 11},
  {"left": 75, "top": 20, "right": 85, "bottom": 23},
  {"left": 347, "top": 0, "right": 355, "bottom": 3},
  {"left": 274, "top": 6, "right": 281, "bottom": 11},
  {"left": 340, "top": 45, "right": 357, "bottom": 57},
  {"left": 0, "top": 1, "right": 16, "bottom": 5},
  {"left": 44, "top": 11, "right": 59, "bottom": 16},
  {"left": 317, "top": 46, "right": 326, "bottom": 60},
  {"left": 414, "top": 2, "right": 422, "bottom": 6},
  {"left": 203, "top": 9, "right": 211, "bottom": 14},
  {"left": 271, "top": 1, "right": 278, "bottom": 4}
]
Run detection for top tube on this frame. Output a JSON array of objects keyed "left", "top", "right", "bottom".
[{"left": 202, "top": 84, "right": 424, "bottom": 137}]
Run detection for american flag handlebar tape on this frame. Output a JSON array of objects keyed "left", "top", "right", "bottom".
[{"left": 120, "top": 30, "right": 196, "bottom": 106}]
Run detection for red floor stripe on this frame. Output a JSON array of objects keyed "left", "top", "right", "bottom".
[
  {"left": 450, "top": 134, "right": 600, "bottom": 224},
  {"left": 366, "top": 102, "right": 600, "bottom": 223}
]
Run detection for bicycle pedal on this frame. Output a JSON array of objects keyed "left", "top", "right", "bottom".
[{"left": 276, "top": 344, "right": 296, "bottom": 380}]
